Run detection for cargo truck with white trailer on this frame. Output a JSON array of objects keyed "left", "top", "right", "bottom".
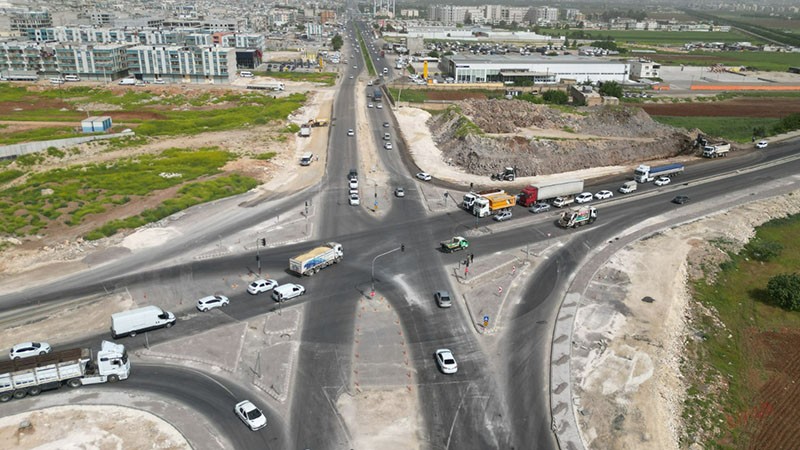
[
  {"left": 702, "top": 142, "right": 731, "bottom": 158},
  {"left": 633, "top": 163, "right": 685, "bottom": 183},
  {"left": 0, "top": 341, "right": 130, "bottom": 402},
  {"left": 517, "top": 180, "right": 584, "bottom": 207},
  {"left": 111, "top": 305, "right": 176, "bottom": 339},
  {"left": 289, "top": 242, "right": 343, "bottom": 276}
]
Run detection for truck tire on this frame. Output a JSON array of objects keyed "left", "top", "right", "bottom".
[
  {"left": 28, "top": 386, "right": 41, "bottom": 396},
  {"left": 13, "top": 390, "right": 26, "bottom": 399},
  {"left": 67, "top": 378, "right": 82, "bottom": 388},
  {"left": 0, "top": 393, "right": 12, "bottom": 402},
  {"left": 108, "top": 375, "right": 120, "bottom": 383}
]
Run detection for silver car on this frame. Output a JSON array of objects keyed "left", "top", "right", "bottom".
[{"left": 529, "top": 202, "right": 551, "bottom": 214}]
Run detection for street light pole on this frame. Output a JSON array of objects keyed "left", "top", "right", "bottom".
[{"left": 371, "top": 244, "right": 405, "bottom": 295}]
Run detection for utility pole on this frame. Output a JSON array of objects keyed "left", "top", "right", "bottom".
[{"left": 256, "top": 238, "right": 265, "bottom": 274}]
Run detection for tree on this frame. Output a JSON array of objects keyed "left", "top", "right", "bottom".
[
  {"left": 331, "top": 34, "right": 343, "bottom": 51},
  {"left": 599, "top": 81, "right": 623, "bottom": 98},
  {"left": 767, "top": 273, "right": 800, "bottom": 311},
  {"left": 428, "top": 50, "right": 440, "bottom": 58},
  {"left": 542, "top": 90, "right": 569, "bottom": 104}
]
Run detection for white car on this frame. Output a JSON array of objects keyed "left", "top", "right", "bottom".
[
  {"left": 347, "top": 129, "right": 354, "bottom": 136},
  {"left": 575, "top": 192, "right": 593, "bottom": 204},
  {"left": 196, "top": 295, "right": 229, "bottom": 312},
  {"left": 153, "top": 79, "right": 166, "bottom": 84},
  {"left": 384, "top": 142, "right": 393, "bottom": 150},
  {"left": 654, "top": 176, "right": 671, "bottom": 186},
  {"left": 416, "top": 172, "right": 432, "bottom": 181},
  {"left": 367, "top": 103, "right": 373, "bottom": 108},
  {"left": 349, "top": 193, "right": 360, "bottom": 205},
  {"left": 247, "top": 279, "right": 278, "bottom": 295},
  {"left": 349, "top": 75, "right": 353, "bottom": 79},
  {"left": 594, "top": 190, "right": 613, "bottom": 200},
  {"left": 349, "top": 179, "right": 358, "bottom": 190},
  {"left": 272, "top": 283, "right": 306, "bottom": 301},
  {"left": 9, "top": 342, "right": 52, "bottom": 360},
  {"left": 235, "top": 400, "right": 267, "bottom": 431},
  {"left": 756, "top": 140, "right": 768, "bottom": 149},
  {"left": 395, "top": 187, "right": 405, "bottom": 197},
  {"left": 435, "top": 349, "right": 458, "bottom": 374},
  {"left": 376, "top": 103, "right": 383, "bottom": 109},
  {"left": 493, "top": 210, "right": 512, "bottom": 222}
]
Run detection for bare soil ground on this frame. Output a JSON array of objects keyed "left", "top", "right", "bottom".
[{"left": 640, "top": 98, "right": 800, "bottom": 117}]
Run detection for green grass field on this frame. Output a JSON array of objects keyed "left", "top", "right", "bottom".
[
  {"left": 685, "top": 212, "right": 800, "bottom": 448},
  {"left": 652, "top": 116, "right": 780, "bottom": 142},
  {"left": 356, "top": 28, "right": 376, "bottom": 77},
  {"left": 539, "top": 28, "right": 756, "bottom": 44},
  {"left": 649, "top": 50, "right": 800, "bottom": 72},
  {"left": 251, "top": 71, "right": 336, "bottom": 86},
  {"left": 0, "top": 148, "right": 246, "bottom": 237}
]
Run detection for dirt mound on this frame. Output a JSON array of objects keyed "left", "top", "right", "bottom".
[{"left": 429, "top": 99, "right": 695, "bottom": 177}]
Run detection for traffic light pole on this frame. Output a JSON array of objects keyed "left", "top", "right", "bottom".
[{"left": 256, "top": 238, "right": 265, "bottom": 275}]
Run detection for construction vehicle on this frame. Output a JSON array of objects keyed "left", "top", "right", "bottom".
[
  {"left": 299, "top": 124, "right": 311, "bottom": 137},
  {"left": 491, "top": 167, "right": 516, "bottom": 181},
  {"left": 558, "top": 206, "right": 597, "bottom": 228},
  {"left": 462, "top": 189, "right": 504, "bottom": 211},
  {"left": 702, "top": 142, "right": 731, "bottom": 158},
  {"left": 440, "top": 236, "right": 469, "bottom": 253},
  {"left": 0, "top": 341, "right": 130, "bottom": 403},
  {"left": 307, "top": 119, "right": 328, "bottom": 127},
  {"left": 517, "top": 180, "right": 583, "bottom": 207},
  {"left": 290, "top": 242, "right": 343, "bottom": 276},
  {"left": 633, "top": 163, "right": 684, "bottom": 183},
  {"left": 473, "top": 192, "right": 516, "bottom": 217}
]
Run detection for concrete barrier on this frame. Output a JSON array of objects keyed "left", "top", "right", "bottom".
[{"left": 0, "top": 130, "right": 136, "bottom": 159}]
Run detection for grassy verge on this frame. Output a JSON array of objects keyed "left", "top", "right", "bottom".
[
  {"left": 252, "top": 71, "right": 336, "bottom": 86},
  {"left": 356, "top": 29, "right": 376, "bottom": 77},
  {"left": 649, "top": 50, "right": 800, "bottom": 72},
  {"left": 685, "top": 212, "right": 800, "bottom": 448},
  {"left": 387, "top": 88, "right": 428, "bottom": 103},
  {"left": 652, "top": 116, "right": 780, "bottom": 142},
  {"left": 0, "top": 126, "right": 87, "bottom": 145},
  {"left": 538, "top": 28, "right": 756, "bottom": 44},
  {"left": 0, "top": 148, "right": 234, "bottom": 236},
  {"left": 85, "top": 174, "right": 257, "bottom": 240}
]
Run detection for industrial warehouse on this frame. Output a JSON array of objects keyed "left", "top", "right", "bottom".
[{"left": 439, "top": 54, "right": 630, "bottom": 84}]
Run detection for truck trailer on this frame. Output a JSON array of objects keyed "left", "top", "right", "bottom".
[
  {"left": 517, "top": 180, "right": 584, "bottom": 207},
  {"left": 633, "top": 163, "right": 685, "bottom": 183},
  {"left": 111, "top": 305, "right": 176, "bottom": 339},
  {"left": 558, "top": 206, "right": 598, "bottom": 228},
  {"left": 0, "top": 341, "right": 130, "bottom": 402},
  {"left": 473, "top": 192, "right": 516, "bottom": 217},
  {"left": 702, "top": 142, "right": 731, "bottom": 158},
  {"left": 290, "top": 242, "right": 344, "bottom": 276}
]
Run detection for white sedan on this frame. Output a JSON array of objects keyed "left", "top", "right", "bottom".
[
  {"left": 9, "top": 342, "right": 52, "bottom": 360},
  {"left": 654, "top": 176, "right": 671, "bottom": 186},
  {"left": 367, "top": 103, "right": 374, "bottom": 108},
  {"left": 196, "top": 295, "right": 229, "bottom": 312},
  {"left": 247, "top": 279, "right": 278, "bottom": 295},
  {"left": 349, "top": 193, "right": 361, "bottom": 205},
  {"left": 435, "top": 349, "right": 458, "bottom": 374},
  {"left": 575, "top": 192, "right": 593, "bottom": 204},
  {"left": 416, "top": 172, "right": 432, "bottom": 181},
  {"left": 384, "top": 142, "right": 393, "bottom": 150},
  {"left": 594, "top": 190, "right": 613, "bottom": 200},
  {"left": 235, "top": 400, "right": 267, "bottom": 431},
  {"left": 756, "top": 140, "right": 768, "bottom": 149},
  {"left": 347, "top": 129, "right": 354, "bottom": 136}
]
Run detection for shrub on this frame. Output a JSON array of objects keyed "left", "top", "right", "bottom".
[
  {"left": 767, "top": 273, "right": 800, "bottom": 311},
  {"left": 743, "top": 238, "right": 783, "bottom": 262},
  {"left": 46, "top": 147, "right": 66, "bottom": 158},
  {"left": 542, "top": 90, "right": 569, "bottom": 104}
]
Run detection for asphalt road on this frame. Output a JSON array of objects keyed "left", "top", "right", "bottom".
[{"left": 2, "top": 17, "right": 800, "bottom": 450}]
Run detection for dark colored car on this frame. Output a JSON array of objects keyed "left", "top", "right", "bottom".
[{"left": 672, "top": 195, "right": 690, "bottom": 205}]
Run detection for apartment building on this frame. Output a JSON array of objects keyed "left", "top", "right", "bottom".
[
  {"left": 55, "top": 43, "right": 129, "bottom": 80},
  {"left": 10, "top": 11, "right": 52, "bottom": 34},
  {"left": 126, "top": 45, "right": 236, "bottom": 83}
]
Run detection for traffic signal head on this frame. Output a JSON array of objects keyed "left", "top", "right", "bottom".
[
  {"left": 401, "top": 244, "right": 405, "bottom": 252},
  {"left": 260, "top": 238, "right": 266, "bottom": 246}
]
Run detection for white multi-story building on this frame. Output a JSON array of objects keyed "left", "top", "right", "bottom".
[
  {"left": 441, "top": 54, "right": 629, "bottom": 84},
  {"left": 55, "top": 43, "right": 129, "bottom": 80},
  {"left": 628, "top": 59, "right": 660, "bottom": 80},
  {"left": 127, "top": 45, "right": 236, "bottom": 83},
  {"left": 530, "top": 6, "right": 559, "bottom": 24}
]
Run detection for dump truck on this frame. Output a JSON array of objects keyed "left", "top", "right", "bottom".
[
  {"left": 491, "top": 167, "right": 516, "bottom": 181},
  {"left": 517, "top": 180, "right": 584, "bottom": 207},
  {"left": 441, "top": 236, "right": 469, "bottom": 253},
  {"left": 633, "top": 163, "right": 684, "bottom": 183},
  {"left": 702, "top": 142, "right": 731, "bottom": 158},
  {"left": 289, "top": 242, "right": 343, "bottom": 276},
  {"left": 558, "top": 206, "right": 597, "bottom": 228},
  {"left": 0, "top": 341, "right": 130, "bottom": 403},
  {"left": 473, "top": 192, "right": 516, "bottom": 217},
  {"left": 462, "top": 189, "right": 504, "bottom": 211}
]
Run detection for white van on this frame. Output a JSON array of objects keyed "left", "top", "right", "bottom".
[
  {"left": 118, "top": 78, "right": 136, "bottom": 85},
  {"left": 272, "top": 283, "right": 305, "bottom": 302},
  {"left": 300, "top": 153, "right": 314, "bottom": 166},
  {"left": 49, "top": 77, "right": 64, "bottom": 84},
  {"left": 110, "top": 305, "right": 176, "bottom": 338},
  {"left": 240, "top": 71, "right": 254, "bottom": 78},
  {"left": 64, "top": 75, "right": 80, "bottom": 82}
]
